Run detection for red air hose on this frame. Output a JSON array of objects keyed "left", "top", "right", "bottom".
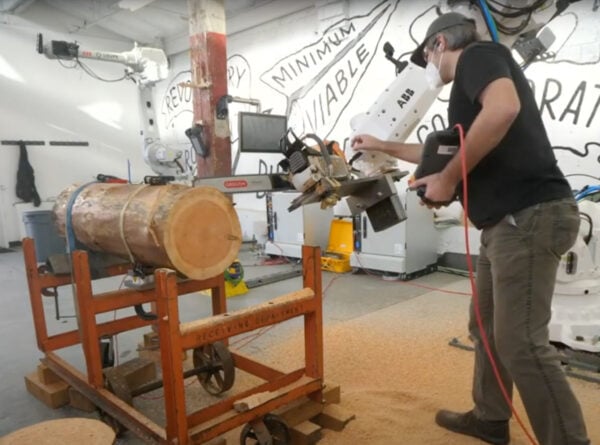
[{"left": 455, "top": 123, "right": 538, "bottom": 445}]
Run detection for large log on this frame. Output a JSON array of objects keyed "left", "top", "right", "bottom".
[{"left": 53, "top": 183, "right": 241, "bottom": 280}]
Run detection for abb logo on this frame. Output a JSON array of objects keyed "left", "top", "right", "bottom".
[{"left": 224, "top": 180, "right": 248, "bottom": 189}]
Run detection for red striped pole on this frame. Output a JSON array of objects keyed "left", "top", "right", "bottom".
[{"left": 188, "top": 0, "right": 231, "bottom": 177}]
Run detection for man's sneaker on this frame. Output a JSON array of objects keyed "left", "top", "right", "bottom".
[{"left": 435, "top": 410, "right": 510, "bottom": 445}]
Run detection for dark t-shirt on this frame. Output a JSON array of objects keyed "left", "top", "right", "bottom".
[{"left": 449, "top": 41, "right": 572, "bottom": 229}]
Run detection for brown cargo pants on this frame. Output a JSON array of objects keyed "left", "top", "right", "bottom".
[{"left": 470, "top": 197, "right": 590, "bottom": 445}]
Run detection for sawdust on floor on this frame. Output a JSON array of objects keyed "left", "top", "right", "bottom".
[{"left": 253, "top": 280, "right": 600, "bottom": 445}]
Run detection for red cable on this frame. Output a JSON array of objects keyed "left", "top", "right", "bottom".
[{"left": 455, "top": 123, "right": 538, "bottom": 445}]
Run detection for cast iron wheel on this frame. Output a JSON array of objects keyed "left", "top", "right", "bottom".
[
  {"left": 193, "top": 341, "right": 235, "bottom": 395},
  {"left": 240, "top": 414, "right": 291, "bottom": 445}
]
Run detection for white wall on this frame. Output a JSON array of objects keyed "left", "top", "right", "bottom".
[
  {"left": 0, "top": 16, "right": 153, "bottom": 245},
  {"left": 2, "top": 0, "right": 599, "bottom": 249},
  {"left": 156, "top": 0, "right": 600, "bottom": 244}
]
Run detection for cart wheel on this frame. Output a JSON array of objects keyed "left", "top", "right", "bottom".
[
  {"left": 193, "top": 341, "right": 235, "bottom": 395},
  {"left": 240, "top": 414, "right": 291, "bottom": 445}
]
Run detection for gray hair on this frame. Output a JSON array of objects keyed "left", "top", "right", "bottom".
[{"left": 425, "top": 22, "right": 480, "bottom": 52}]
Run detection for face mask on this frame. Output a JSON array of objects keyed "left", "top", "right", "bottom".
[{"left": 425, "top": 50, "right": 444, "bottom": 90}]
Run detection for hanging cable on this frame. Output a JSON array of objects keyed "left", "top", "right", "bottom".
[
  {"left": 455, "top": 123, "right": 538, "bottom": 445},
  {"left": 75, "top": 57, "right": 130, "bottom": 83},
  {"left": 478, "top": 0, "right": 501, "bottom": 42}
]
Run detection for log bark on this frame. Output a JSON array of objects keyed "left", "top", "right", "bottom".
[{"left": 53, "top": 183, "right": 241, "bottom": 280}]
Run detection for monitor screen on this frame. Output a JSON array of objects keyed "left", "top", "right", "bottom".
[{"left": 238, "top": 112, "right": 287, "bottom": 153}]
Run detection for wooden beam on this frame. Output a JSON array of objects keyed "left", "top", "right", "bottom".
[
  {"left": 231, "top": 351, "right": 285, "bottom": 381},
  {"left": 189, "top": 376, "right": 322, "bottom": 443},
  {"left": 179, "top": 288, "right": 315, "bottom": 350},
  {"left": 188, "top": 0, "right": 231, "bottom": 177},
  {"left": 155, "top": 269, "right": 188, "bottom": 443},
  {"left": 302, "top": 245, "right": 324, "bottom": 403},
  {"left": 23, "top": 238, "right": 48, "bottom": 351},
  {"left": 43, "top": 353, "right": 165, "bottom": 444},
  {"left": 72, "top": 251, "right": 103, "bottom": 388}
]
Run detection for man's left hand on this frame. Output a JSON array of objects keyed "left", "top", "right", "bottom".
[{"left": 409, "top": 173, "right": 457, "bottom": 208}]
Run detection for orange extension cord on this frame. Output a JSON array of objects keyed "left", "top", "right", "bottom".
[{"left": 455, "top": 123, "right": 538, "bottom": 445}]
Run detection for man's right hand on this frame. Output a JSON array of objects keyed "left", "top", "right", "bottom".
[{"left": 351, "top": 134, "right": 384, "bottom": 152}]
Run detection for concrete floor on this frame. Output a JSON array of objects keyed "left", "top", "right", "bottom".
[{"left": 0, "top": 244, "right": 464, "bottom": 442}]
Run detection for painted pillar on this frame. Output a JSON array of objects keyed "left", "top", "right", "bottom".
[{"left": 188, "top": 0, "right": 231, "bottom": 177}]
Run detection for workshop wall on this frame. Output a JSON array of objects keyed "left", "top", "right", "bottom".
[
  {"left": 1, "top": 0, "right": 598, "bottom": 248},
  {"left": 0, "top": 17, "right": 152, "bottom": 245},
  {"left": 155, "top": 0, "right": 600, "bottom": 243}
]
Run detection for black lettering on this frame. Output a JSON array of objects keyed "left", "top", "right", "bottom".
[
  {"left": 184, "top": 81, "right": 192, "bottom": 102},
  {"left": 296, "top": 55, "right": 310, "bottom": 73},
  {"left": 540, "top": 78, "right": 562, "bottom": 120},
  {"left": 397, "top": 99, "right": 406, "bottom": 109},
  {"left": 164, "top": 95, "right": 172, "bottom": 112},
  {"left": 335, "top": 69, "right": 348, "bottom": 95},
  {"left": 416, "top": 125, "right": 429, "bottom": 144},
  {"left": 347, "top": 59, "right": 358, "bottom": 78},
  {"left": 339, "top": 23, "right": 355, "bottom": 37},
  {"left": 319, "top": 92, "right": 325, "bottom": 124},
  {"left": 169, "top": 86, "right": 179, "bottom": 109},
  {"left": 356, "top": 43, "right": 369, "bottom": 64},
  {"left": 586, "top": 84, "right": 600, "bottom": 128},
  {"left": 287, "top": 62, "right": 297, "bottom": 76},
  {"left": 316, "top": 41, "right": 331, "bottom": 60},
  {"left": 325, "top": 84, "right": 337, "bottom": 117},
  {"left": 271, "top": 66, "right": 293, "bottom": 89},
  {"left": 236, "top": 66, "right": 246, "bottom": 84},
  {"left": 431, "top": 113, "right": 447, "bottom": 132},
  {"left": 328, "top": 33, "right": 342, "bottom": 46},
  {"left": 559, "top": 81, "right": 586, "bottom": 125}
]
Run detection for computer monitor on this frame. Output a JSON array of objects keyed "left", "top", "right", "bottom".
[{"left": 238, "top": 112, "right": 287, "bottom": 153}]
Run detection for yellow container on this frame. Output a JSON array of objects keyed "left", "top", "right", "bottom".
[{"left": 321, "top": 219, "right": 354, "bottom": 273}]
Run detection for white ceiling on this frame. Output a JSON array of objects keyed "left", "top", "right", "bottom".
[{"left": 0, "top": 0, "right": 316, "bottom": 54}]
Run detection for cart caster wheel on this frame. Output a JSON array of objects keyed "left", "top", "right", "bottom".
[
  {"left": 240, "top": 414, "right": 291, "bottom": 445},
  {"left": 193, "top": 341, "right": 235, "bottom": 395},
  {"left": 98, "top": 409, "right": 127, "bottom": 437}
]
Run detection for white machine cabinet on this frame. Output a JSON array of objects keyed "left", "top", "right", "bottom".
[
  {"left": 264, "top": 192, "right": 334, "bottom": 258},
  {"left": 350, "top": 190, "right": 438, "bottom": 279}
]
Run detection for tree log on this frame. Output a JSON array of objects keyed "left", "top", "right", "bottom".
[{"left": 53, "top": 183, "right": 241, "bottom": 280}]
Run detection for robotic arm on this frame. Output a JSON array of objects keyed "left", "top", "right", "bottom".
[
  {"left": 36, "top": 34, "right": 168, "bottom": 86},
  {"left": 37, "top": 34, "right": 185, "bottom": 178},
  {"left": 351, "top": 0, "right": 578, "bottom": 176}
]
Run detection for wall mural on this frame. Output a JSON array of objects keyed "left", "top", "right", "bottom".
[
  {"left": 157, "top": 0, "right": 600, "bottom": 208},
  {"left": 403, "top": 2, "right": 600, "bottom": 191},
  {"left": 260, "top": 0, "right": 399, "bottom": 139}
]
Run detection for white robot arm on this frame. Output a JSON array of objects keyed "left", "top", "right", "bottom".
[
  {"left": 37, "top": 34, "right": 185, "bottom": 178},
  {"left": 37, "top": 34, "right": 168, "bottom": 86},
  {"left": 350, "top": 0, "right": 568, "bottom": 176}
]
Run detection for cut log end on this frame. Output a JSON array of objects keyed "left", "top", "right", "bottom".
[{"left": 165, "top": 186, "right": 242, "bottom": 280}]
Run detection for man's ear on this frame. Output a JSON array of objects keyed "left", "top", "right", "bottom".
[{"left": 435, "top": 35, "right": 446, "bottom": 52}]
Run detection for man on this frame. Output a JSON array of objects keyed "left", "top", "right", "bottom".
[{"left": 352, "top": 12, "right": 590, "bottom": 445}]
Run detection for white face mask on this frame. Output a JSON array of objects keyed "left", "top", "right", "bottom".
[{"left": 425, "top": 51, "right": 444, "bottom": 90}]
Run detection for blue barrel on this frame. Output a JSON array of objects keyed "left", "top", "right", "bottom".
[{"left": 22, "top": 210, "right": 66, "bottom": 262}]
